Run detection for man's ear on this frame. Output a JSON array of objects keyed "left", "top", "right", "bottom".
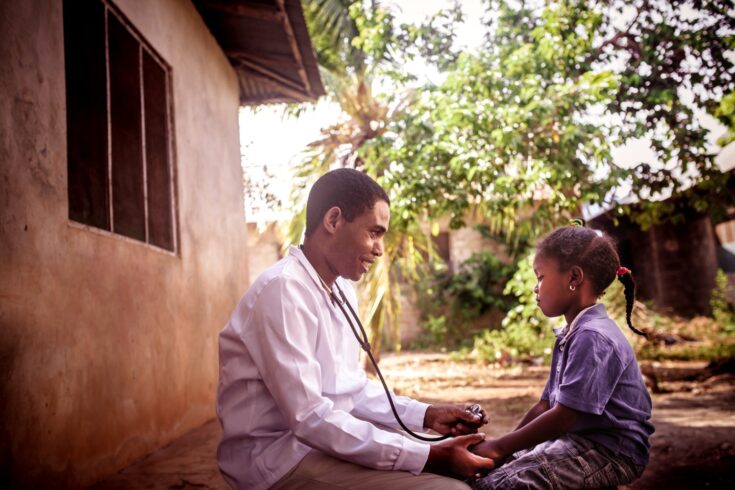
[
  {"left": 569, "top": 265, "right": 584, "bottom": 289},
  {"left": 322, "top": 206, "right": 342, "bottom": 235}
]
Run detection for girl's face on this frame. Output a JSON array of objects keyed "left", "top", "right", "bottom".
[{"left": 533, "top": 253, "right": 573, "bottom": 319}]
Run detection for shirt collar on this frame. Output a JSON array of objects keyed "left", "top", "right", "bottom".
[
  {"left": 557, "top": 303, "right": 607, "bottom": 339},
  {"left": 289, "top": 245, "right": 339, "bottom": 304}
]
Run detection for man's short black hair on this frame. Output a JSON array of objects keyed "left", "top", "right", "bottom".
[{"left": 304, "top": 168, "right": 390, "bottom": 237}]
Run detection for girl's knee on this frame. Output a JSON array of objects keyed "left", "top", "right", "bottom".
[{"left": 473, "top": 460, "right": 551, "bottom": 490}]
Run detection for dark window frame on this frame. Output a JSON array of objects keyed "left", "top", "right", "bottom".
[{"left": 64, "top": 0, "right": 178, "bottom": 254}]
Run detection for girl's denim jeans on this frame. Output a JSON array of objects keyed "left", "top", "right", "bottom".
[{"left": 472, "top": 433, "right": 645, "bottom": 490}]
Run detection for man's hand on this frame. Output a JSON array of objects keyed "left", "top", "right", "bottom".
[
  {"left": 469, "top": 439, "right": 509, "bottom": 467},
  {"left": 424, "top": 433, "right": 496, "bottom": 478},
  {"left": 424, "top": 404, "right": 488, "bottom": 436}
]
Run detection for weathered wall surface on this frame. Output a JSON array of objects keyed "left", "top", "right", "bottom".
[
  {"left": 396, "top": 226, "right": 510, "bottom": 346},
  {"left": 637, "top": 216, "right": 718, "bottom": 316},
  {"left": 592, "top": 212, "right": 718, "bottom": 317},
  {"left": 448, "top": 226, "right": 510, "bottom": 272},
  {"left": 0, "top": 0, "right": 247, "bottom": 487},
  {"left": 246, "top": 222, "right": 283, "bottom": 285}
]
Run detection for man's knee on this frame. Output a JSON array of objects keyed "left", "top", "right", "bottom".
[
  {"left": 411, "top": 474, "right": 470, "bottom": 490},
  {"left": 445, "top": 478, "right": 472, "bottom": 490}
]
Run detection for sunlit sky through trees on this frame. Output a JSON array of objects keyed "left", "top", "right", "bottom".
[{"left": 239, "top": 0, "right": 731, "bottom": 226}]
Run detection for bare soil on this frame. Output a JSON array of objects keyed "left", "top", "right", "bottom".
[
  {"left": 93, "top": 353, "right": 735, "bottom": 489},
  {"left": 381, "top": 353, "right": 735, "bottom": 490}
]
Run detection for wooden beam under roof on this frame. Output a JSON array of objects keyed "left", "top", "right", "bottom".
[
  {"left": 235, "top": 57, "right": 305, "bottom": 94},
  {"left": 236, "top": 63, "right": 310, "bottom": 102},
  {"left": 228, "top": 50, "right": 297, "bottom": 67},
  {"left": 193, "top": 0, "right": 325, "bottom": 105},
  {"left": 199, "top": 0, "right": 282, "bottom": 22},
  {"left": 275, "top": 0, "right": 312, "bottom": 96}
]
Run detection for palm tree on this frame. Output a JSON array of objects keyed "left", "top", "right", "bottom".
[{"left": 285, "top": 0, "right": 434, "bottom": 361}]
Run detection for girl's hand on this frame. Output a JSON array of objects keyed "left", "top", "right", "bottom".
[
  {"left": 470, "top": 439, "right": 508, "bottom": 466},
  {"left": 425, "top": 433, "right": 496, "bottom": 478}
]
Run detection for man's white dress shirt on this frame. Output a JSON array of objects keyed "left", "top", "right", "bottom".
[{"left": 217, "top": 246, "right": 431, "bottom": 490}]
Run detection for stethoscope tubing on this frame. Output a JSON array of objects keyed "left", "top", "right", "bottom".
[{"left": 330, "top": 282, "right": 450, "bottom": 442}]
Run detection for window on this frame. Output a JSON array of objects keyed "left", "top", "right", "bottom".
[{"left": 63, "top": 0, "right": 176, "bottom": 252}]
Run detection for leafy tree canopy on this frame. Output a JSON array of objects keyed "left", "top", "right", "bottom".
[
  {"left": 363, "top": 0, "right": 735, "bottom": 240},
  {"left": 290, "top": 0, "right": 735, "bottom": 352}
]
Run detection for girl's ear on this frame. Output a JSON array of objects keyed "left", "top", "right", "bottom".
[
  {"left": 323, "top": 206, "right": 342, "bottom": 234},
  {"left": 569, "top": 265, "right": 584, "bottom": 290}
]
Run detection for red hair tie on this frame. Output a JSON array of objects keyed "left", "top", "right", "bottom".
[{"left": 616, "top": 266, "right": 631, "bottom": 276}]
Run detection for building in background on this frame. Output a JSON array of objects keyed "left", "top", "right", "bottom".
[
  {"left": 0, "top": 0, "right": 322, "bottom": 487},
  {"left": 589, "top": 144, "right": 735, "bottom": 316}
]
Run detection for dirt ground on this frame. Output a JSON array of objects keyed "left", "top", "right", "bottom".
[
  {"left": 94, "top": 353, "right": 735, "bottom": 489},
  {"left": 381, "top": 353, "right": 735, "bottom": 490}
]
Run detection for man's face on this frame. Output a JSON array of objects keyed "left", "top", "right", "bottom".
[{"left": 329, "top": 200, "right": 389, "bottom": 281}]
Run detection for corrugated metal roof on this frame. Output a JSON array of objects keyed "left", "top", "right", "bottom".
[{"left": 194, "top": 0, "right": 325, "bottom": 105}]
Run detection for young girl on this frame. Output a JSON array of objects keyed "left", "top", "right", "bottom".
[{"left": 471, "top": 225, "right": 654, "bottom": 489}]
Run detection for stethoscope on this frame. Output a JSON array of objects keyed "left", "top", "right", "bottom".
[{"left": 318, "top": 275, "right": 482, "bottom": 442}]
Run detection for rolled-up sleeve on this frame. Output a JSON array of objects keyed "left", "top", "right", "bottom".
[{"left": 242, "top": 277, "right": 430, "bottom": 473}]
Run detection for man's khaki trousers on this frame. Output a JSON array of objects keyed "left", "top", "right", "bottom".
[{"left": 270, "top": 450, "right": 471, "bottom": 490}]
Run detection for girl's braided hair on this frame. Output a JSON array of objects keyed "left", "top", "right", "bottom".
[{"left": 536, "top": 225, "right": 647, "bottom": 338}]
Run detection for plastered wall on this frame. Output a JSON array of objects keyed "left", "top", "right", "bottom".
[{"left": 0, "top": 0, "right": 247, "bottom": 487}]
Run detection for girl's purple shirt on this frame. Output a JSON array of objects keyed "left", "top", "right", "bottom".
[{"left": 541, "top": 303, "right": 655, "bottom": 465}]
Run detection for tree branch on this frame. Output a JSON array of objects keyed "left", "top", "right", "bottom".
[{"left": 584, "top": 2, "right": 644, "bottom": 66}]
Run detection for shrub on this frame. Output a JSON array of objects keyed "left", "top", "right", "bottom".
[
  {"left": 412, "top": 251, "right": 515, "bottom": 349},
  {"left": 443, "top": 252, "right": 515, "bottom": 320},
  {"left": 470, "top": 253, "right": 556, "bottom": 363},
  {"left": 711, "top": 269, "right": 735, "bottom": 334},
  {"left": 412, "top": 314, "right": 449, "bottom": 350}
]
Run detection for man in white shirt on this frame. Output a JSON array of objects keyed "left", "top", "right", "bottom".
[{"left": 217, "top": 169, "right": 495, "bottom": 489}]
